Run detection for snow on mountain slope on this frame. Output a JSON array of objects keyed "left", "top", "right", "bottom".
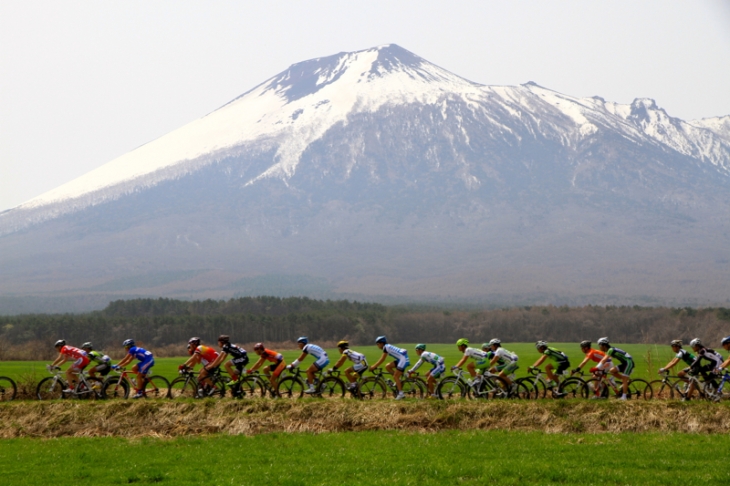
[{"left": 5, "top": 44, "right": 730, "bottom": 223}]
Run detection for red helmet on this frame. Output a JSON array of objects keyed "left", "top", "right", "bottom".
[{"left": 253, "top": 343, "right": 264, "bottom": 351}]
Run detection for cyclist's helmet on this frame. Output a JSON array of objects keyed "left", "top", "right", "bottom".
[
  {"left": 535, "top": 341, "right": 548, "bottom": 350},
  {"left": 415, "top": 344, "right": 426, "bottom": 351},
  {"left": 253, "top": 343, "right": 264, "bottom": 351},
  {"left": 297, "top": 337, "right": 308, "bottom": 344},
  {"left": 122, "top": 339, "right": 135, "bottom": 347},
  {"left": 81, "top": 342, "right": 93, "bottom": 350},
  {"left": 375, "top": 336, "right": 387, "bottom": 344},
  {"left": 217, "top": 335, "right": 230, "bottom": 344},
  {"left": 54, "top": 339, "right": 66, "bottom": 347},
  {"left": 456, "top": 338, "right": 469, "bottom": 347},
  {"left": 670, "top": 339, "right": 683, "bottom": 347},
  {"left": 489, "top": 338, "right": 501, "bottom": 346},
  {"left": 579, "top": 340, "right": 591, "bottom": 348},
  {"left": 722, "top": 336, "right": 730, "bottom": 346},
  {"left": 597, "top": 337, "right": 610, "bottom": 346},
  {"left": 188, "top": 337, "right": 201, "bottom": 347},
  {"left": 690, "top": 338, "right": 702, "bottom": 348},
  {"left": 337, "top": 340, "right": 349, "bottom": 349},
  {"left": 481, "top": 343, "right": 490, "bottom": 350}
]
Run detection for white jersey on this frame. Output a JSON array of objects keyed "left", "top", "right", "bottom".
[
  {"left": 411, "top": 351, "right": 444, "bottom": 371},
  {"left": 343, "top": 349, "right": 367, "bottom": 365},
  {"left": 302, "top": 344, "right": 328, "bottom": 360},
  {"left": 464, "top": 347, "right": 488, "bottom": 360},
  {"left": 495, "top": 347, "right": 518, "bottom": 362},
  {"left": 383, "top": 344, "right": 408, "bottom": 360}
]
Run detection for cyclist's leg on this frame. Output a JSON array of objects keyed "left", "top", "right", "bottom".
[
  {"left": 466, "top": 361, "right": 477, "bottom": 378},
  {"left": 270, "top": 361, "right": 285, "bottom": 389},
  {"left": 306, "top": 363, "right": 319, "bottom": 387},
  {"left": 344, "top": 366, "right": 357, "bottom": 383},
  {"left": 545, "top": 363, "right": 557, "bottom": 385},
  {"left": 224, "top": 361, "right": 239, "bottom": 382}
]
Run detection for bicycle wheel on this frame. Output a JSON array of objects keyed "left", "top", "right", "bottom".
[
  {"left": 527, "top": 379, "right": 547, "bottom": 399},
  {"left": 235, "top": 376, "right": 265, "bottom": 399},
  {"left": 584, "top": 378, "right": 610, "bottom": 399},
  {"left": 317, "top": 376, "right": 346, "bottom": 399},
  {"left": 102, "top": 376, "right": 130, "bottom": 399},
  {"left": 476, "top": 375, "right": 509, "bottom": 399},
  {"left": 437, "top": 376, "right": 465, "bottom": 400},
  {"left": 400, "top": 378, "right": 424, "bottom": 399},
  {"left": 627, "top": 379, "right": 652, "bottom": 400},
  {"left": 515, "top": 377, "right": 539, "bottom": 399},
  {"left": 276, "top": 376, "right": 304, "bottom": 399},
  {"left": 0, "top": 376, "right": 17, "bottom": 401},
  {"left": 169, "top": 376, "right": 197, "bottom": 399},
  {"left": 75, "top": 377, "right": 103, "bottom": 400},
  {"left": 558, "top": 377, "right": 588, "bottom": 399},
  {"left": 199, "top": 376, "right": 226, "bottom": 399},
  {"left": 647, "top": 380, "right": 672, "bottom": 400},
  {"left": 509, "top": 380, "right": 531, "bottom": 399},
  {"left": 357, "top": 377, "right": 388, "bottom": 400},
  {"left": 144, "top": 375, "right": 171, "bottom": 399},
  {"left": 36, "top": 376, "right": 68, "bottom": 400}
]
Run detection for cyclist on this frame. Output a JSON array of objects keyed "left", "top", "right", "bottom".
[
  {"left": 408, "top": 344, "right": 445, "bottom": 397},
  {"left": 686, "top": 338, "right": 724, "bottom": 400},
  {"left": 370, "top": 336, "right": 410, "bottom": 400},
  {"left": 719, "top": 336, "right": 730, "bottom": 370},
  {"left": 529, "top": 341, "right": 570, "bottom": 392},
  {"left": 247, "top": 343, "right": 286, "bottom": 392},
  {"left": 453, "top": 339, "right": 491, "bottom": 386},
  {"left": 330, "top": 340, "right": 368, "bottom": 390},
  {"left": 81, "top": 342, "right": 112, "bottom": 379},
  {"left": 180, "top": 337, "right": 220, "bottom": 391},
  {"left": 289, "top": 337, "right": 330, "bottom": 394},
  {"left": 658, "top": 340, "right": 695, "bottom": 385},
  {"left": 573, "top": 340, "right": 612, "bottom": 398},
  {"left": 487, "top": 339, "right": 519, "bottom": 387},
  {"left": 596, "top": 337, "right": 633, "bottom": 400},
  {"left": 209, "top": 335, "right": 249, "bottom": 384},
  {"left": 114, "top": 339, "right": 154, "bottom": 398},
  {"left": 48, "top": 339, "right": 90, "bottom": 392}
]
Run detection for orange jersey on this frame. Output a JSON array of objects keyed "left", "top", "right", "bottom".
[
  {"left": 195, "top": 345, "right": 219, "bottom": 365},
  {"left": 584, "top": 349, "right": 607, "bottom": 363},
  {"left": 261, "top": 349, "right": 283, "bottom": 363}
]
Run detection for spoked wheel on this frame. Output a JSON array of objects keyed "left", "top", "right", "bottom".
[
  {"left": 102, "top": 376, "right": 130, "bottom": 399},
  {"left": 515, "top": 377, "right": 539, "bottom": 399},
  {"left": 36, "top": 377, "right": 68, "bottom": 400},
  {"left": 143, "top": 375, "right": 171, "bottom": 399},
  {"left": 317, "top": 376, "right": 346, "bottom": 399},
  {"left": 476, "top": 375, "right": 509, "bottom": 399},
  {"left": 627, "top": 379, "right": 652, "bottom": 400},
  {"left": 75, "top": 378, "right": 104, "bottom": 400},
  {"left": 0, "top": 376, "right": 17, "bottom": 401},
  {"left": 701, "top": 379, "right": 729, "bottom": 402},
  {"left": 234, "top": 377, "right": 265, "bottom": 399},
  {"left": 508, "top": 380, "right": 532, "bottom": 399},
  {"left": 169, "top": 376, "right": 197, "bottom": 399},
  {"left": 584, "top": 378, "right": 610, "bottom": 399},
  {"left": 357, "top": 377, "right": 388, "bottom": 400},
  {"left": 276, "top": 376, "right": 304, "bottom": 399},
  {"left": 400, "top": 378, "right": 425, "bottom": 399},
  {"left": 647, "top": 380, "right": 677, "bottom": 400},
  {"left": 557, "top": 378, "right": 588, "bottom": 399},
  {"left": 437, "top": 377, "right": 466, "bottom": 400},
  {"left": 197, "top": 376, "right": 226, "bottom": 399}
]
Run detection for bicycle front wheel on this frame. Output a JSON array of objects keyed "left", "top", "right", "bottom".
[
  {"left": 357, "top": 377, "right": 388, "bottom": 400},
  {"left": 558, "top": 378, "right": 588, "bottom": 400},
  {"left": 515, "top": 377, "right": 539, "bottom": 399},
  {"left": 401, "top": 378, "right": 424, "bottom": 399},
  {"left": 627, "top": 379, "right": 652, "bottom": 400},
  {"left": 437, "top": 377, "right": 466, "bottom": 400},
  {"left": 0, "top": 376, "right": 17, "bottom": 401},
  {"left": 647, "top": 380, "right": 672, "bottom": 400},
  {"left": 76, "top": 378, "right": 103, "bottom": 400},
  {"left": 509, "top": 380, "right": 531, "bottom": 399},
  {"left": 36, "top": 377, "right": 68, "bottom": 400},
  {"left": 584, "top": 378, "right": 610, "bottom": 399},
  {"left": 318, "top": 376, "right": 346, "bottom": 399},
  {"left": 476, "top": 375, "right": 509, "bottom": 399},
  {"left": 169, "top": 376, "right": 198, "bottom": 399},
  {"left": 235, "top": 376, "right": 265, "bottom": 399},
  {"left": 102, "top": 376, "right": 130, "bottom": 399},
  {"left": 276, "top": 376, "right": 304, "bottom": 399},
  {"left": 144, "top": 375, "right": 171, "bottom": 399}
]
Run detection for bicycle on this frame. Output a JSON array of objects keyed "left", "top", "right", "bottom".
[
  {"left": 226, "top": 371, "right": 267, "bottom": 399},
  {"left": 517, "top": 368, "right": 588, "bottom": 399},
  {"left": 0, "top": 375, "right": 17, "bottom": 401},
  {"left": 436, "top": 368, "right": 522, "bottom": 400},
  {"left": 584, "top": 369, "right": 652, "bottom": 400},
  {"left": 103, "top": 367, "right": 171, "bottom": 399},
  {"left": 169, "top": 366, "right": 225, "bottom": 398},
  {"left": 276, "top": 366, "right": 348, "bottom": 399},
  {"left": 36, "top": 366, "right": 103, "bottom": 400},
  {"left": 703, "top": 370, "right": 730, "bottom": 402},
  {"left": 357, "top": 368, "right": 425, "bottom": 399}
]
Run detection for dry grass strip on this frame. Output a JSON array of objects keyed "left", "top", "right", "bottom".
[{"left": 1, "top": 400, "right": 729, "bottom": 438}]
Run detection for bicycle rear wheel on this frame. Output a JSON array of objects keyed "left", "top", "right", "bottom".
[
  {"left": 647, "top": 380, "right": 672, "bottom": 400},
  {"left": 357, "top": 377, "right": 388, "bottom": 400},
  {"left": 235, "top": 376, "right": 265, "bottom": 399},
  {"left": 75, "top": 378, "right": 103, "bottom": 400},
  {"left": 144, "top": 375, "right": 171, "bottom": 399},
  {"left": 558, "top": 377, "right": 588, "bottom": 399},
  {"left": 515, "top": 377, "right": 539, "bottom": 399},
  {"left": 0, "top": 376, "right": 17, "bottom": 401},
  {"left": 276, "top": 376, "right": 304, "bottom": 399},
  {"left": 317, "top": 376, "right": 346, "bottom": 399},
  {"left": 36, "top": 377, "right": 68, "bottom": 400},
  {"left": 169, "top": 376, "right": 197, "bottom": 399},
  {"left": 401, "top": 378, "right": 424, "bottom": 399},
  {"left": 477, "top": 375, "right": 509, "bottom": 399},
  {"left": 102, "top": 376, "right": 130, "bottom": 399},
  {"left": 627, "top": 379, "right": 652, "bottom": 400},
  {"left": 436, "top": 377, "right": 465, "bottom": 400}
]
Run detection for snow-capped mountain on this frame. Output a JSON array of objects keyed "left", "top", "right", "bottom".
[{"left": 1, "top": 44, "right": 729, "bottom": 309}]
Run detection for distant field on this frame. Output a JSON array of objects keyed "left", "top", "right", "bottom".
[
  {"left": 1, "top": 430, "right": 729, "bottom": 485},
  {"left": 0, "top": 342, "right": 678, "bottom": 383}
]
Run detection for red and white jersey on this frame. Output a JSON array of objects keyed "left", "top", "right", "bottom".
[{"left": 60, "top": 345, "right": 88, "bottom": 360}]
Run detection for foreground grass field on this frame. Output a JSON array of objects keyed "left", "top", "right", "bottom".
[
  {"left": 1, "top": 342, "right": 678, "bottom": 384},
  {"left": 1, "top": 430, "right": 728, "bottom": 485}
]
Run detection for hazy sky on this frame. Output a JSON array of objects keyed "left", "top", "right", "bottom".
[{"left": 1, "top": 1, "right": 729, "bottom": 212}]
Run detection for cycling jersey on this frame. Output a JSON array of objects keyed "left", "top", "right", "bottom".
[
  {"left": 194, "top": 345, "right": 219, "bottom": 366},
  {"left": 464, "top": 347, "right": 488, "bottom": 360},
  {"left": 342, "top": 349, "right": 367, "bottom": 366},
  {"left": 606, "top": 347, "right": 633, "bottom": 365},
  {"left": 690, "top": 348, "right": 724, "bottom": 370},
  {"left": 261, "top": 349, "right": 283, "bottom": 363},
  {"left": 87, "top": 350, "right": 110, "bottom": 364},
  {"left": 542, "top": 347, "right": 569, "bottom": 364},
  {"left": 128, "top": 346, "right": 153, "bottom": 362},
  {"left": 59, "top": 345, "right": 88, "bottom": 360},
  {"left": 302, "top": 344, "right": 327, "bottom": 360},
  {"left": 494, "top": 347, "right": 518, "bottom": 362},
  {"left": 410, "top": 351, "right": 444, "bottom": 372},
  {"left": 584, "top": 349, "right": 607, "bottom": 363},
  {"left": 675, "top": 349, "right": 696, "bottom": 366},
  {"left": 221, "top": 343, "right": 248, "bottom": 360},
  {"left": 383, "top": 344, "right": 410, "bottom": 372}
]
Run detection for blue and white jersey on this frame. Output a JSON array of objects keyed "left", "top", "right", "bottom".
[
  {"left": 383, "top": 344, "right": 408, "bottom": 360},
  {"left": 128, "top": 346, "right": 153, "bottom": 362},
  {"left": 410, "top": 351, "right": 444, "bottom": 372},
  {"left": 302, "top": 343, "right": 328, "bottom": 360}
]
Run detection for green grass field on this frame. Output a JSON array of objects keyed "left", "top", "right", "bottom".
[
  {"left": 1, "top": 430, "right": 728, "bottom": 485},
  {"left": 0, "top": 342, "right": 679, "bottom": 384}
]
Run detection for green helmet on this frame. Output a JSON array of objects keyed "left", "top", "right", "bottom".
[
  {"left": 481, "top": 343, "right": 490, "bottom": 350},
  {"left": 415, "top": 344, "right": 426, "bottom": 351},
  {"left": 456, "top": 338, "right": 469, "bottom": 347}
]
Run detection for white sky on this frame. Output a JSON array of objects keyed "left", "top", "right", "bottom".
[{"left": 1, "top": 1, "right": 729, "bottom": 212}]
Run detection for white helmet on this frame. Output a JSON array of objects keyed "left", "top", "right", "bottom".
[
  {"left": 489, "top": 338, "right": 501, "bottom": 346},
  {"left": 597, "top": 337, "right": 610, "bottom": 346},
  {"left": 535, "top": 341, "right": 548, "bottom": 350},
  {"left": 690, "top": 338, "right": 702, "bottom": 348}
]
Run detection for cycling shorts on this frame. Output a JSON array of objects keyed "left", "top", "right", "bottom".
[
  {"left": 617, "top": 360, "right": 634, "bottom": 376},
  {"left": 137, "top": 358, "right": 155, "bottom": 375},
  {"left": 496, "top": 361, "right": 519, "bottom": 374},
  {"left": 90, "top": 363, "right": 111, "bottom": 376},
  {"left": 475, "top": 359, "right": 490, "bottom": 370},
  {"left": 70, "top": 356, "right": 90, "bottom": 371},
  {"left": 555, "top": 361, "right": 571, "bottom": 375},
  {"left": 313, "top": 356, "right": 330, "bottom": 371},
  {"left": 230, "top": 356, "right": 249, "bottom": 373},
  {"left": 690, "top": 363, "right": 715, "bottom": 376},
  {"left": 268, "top": 360, "right": 286, "bottom": 378},
  {"left": 428, "top": 363, "right": 446, "bottom": 379},
  {"left": 392, "top": 357, "right": 410, "bottom": 373},
  {"left": 352, "top": 362, "right": 368, "bottom": 374}
]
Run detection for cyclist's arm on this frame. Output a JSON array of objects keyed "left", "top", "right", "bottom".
[
  {"left": 208, "top": 352, "right": 227, "bottom": 370},
  {"left": 182, "top": 354, "right": 199, "bottom": 369},
  {"left": 50, "top": 353, "right": 68, "bottom": 367},
  {"left": 454, "top": 355, "right": 468, "bottom": 368},
  {"left": 575, "top": 357, "right": 590, "bottom": 370},
  {"left": 332, "top": 355, "right": 348, "bottom": 369},
  {"left": 116, "top": 354, "right": 133, "bottom": 368},
  {"left": 662, "top": 357, "right": 680, "bottom": 370},
  {"left": 531, "top": 355, "right": 547, "bottom": 368},
  {"left": 489, "top": 355, "right": 500, "bottom": 366},
  {"left": 370, "top": 353, "right": 387, "bottom": 370},
  {"left": 409, "top": 358, "right": 424, "bottom": 374},
  {"left": 290, "top": 352, "right": 308, "bottom": 367},
  {"left": 721, "top": 357, "right": 730, "bottom": 370},
  {"left": 597, "top": 355, "right": 610, "bottom": 368},
  {"left": 247, "top": 356, "right": 266, "bottom": 373}
]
